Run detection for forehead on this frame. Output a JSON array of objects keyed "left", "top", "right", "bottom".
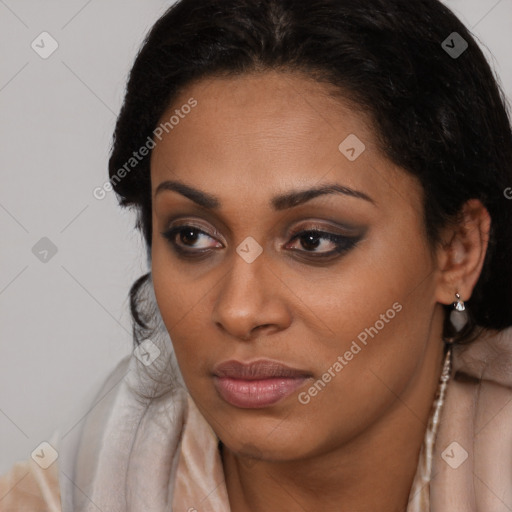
[{"left": 150, "top": 70, "right": 418, "bottom": 213}]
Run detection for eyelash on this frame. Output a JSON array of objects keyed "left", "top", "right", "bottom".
[{"left": 161, "top": 224, "right": 361, "bottom": 260}]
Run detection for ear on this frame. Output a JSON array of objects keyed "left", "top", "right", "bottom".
[{"left": 434, "top": 198, "right": 491, "bottom": 306}]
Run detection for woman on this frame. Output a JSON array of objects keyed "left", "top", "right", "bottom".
[{"left": 2, "top": 0, "right": 512, "bottom": 510}]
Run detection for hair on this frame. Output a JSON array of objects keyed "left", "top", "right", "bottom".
[{"left": 108, "top": 0, "right": 512, "bottom": 346}]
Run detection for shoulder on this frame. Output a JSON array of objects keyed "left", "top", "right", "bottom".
[
  {"left": 452, "top": 325, "right": 512, "bottom": 388},
  {"left": 0, "top": 456, "right": 60, "bottom": 511},
  {"left": 431, "top": 327, "right": 512, "bottom": 507},
  {"left": 0, "top": 355, "right": 134, "bottom": 512}
]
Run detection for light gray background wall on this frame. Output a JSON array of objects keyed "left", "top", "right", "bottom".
[{"left": 1, "top": 0, "right": 511, "bottom": 472}]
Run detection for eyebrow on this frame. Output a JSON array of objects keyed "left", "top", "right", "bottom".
[{"left": 154, "top": 179, "right": 376, "bottom": 210}]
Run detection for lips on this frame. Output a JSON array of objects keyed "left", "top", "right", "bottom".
[{"left": 212, "top": 359, "right": 312, "bottom": 408}]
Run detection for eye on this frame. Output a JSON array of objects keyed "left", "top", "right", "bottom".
[
  {"left": 161, "top": 222, "right": 362, "bottom": 261},
  {"left": 161, "top": 224, "right": 223, "bottom": 256},
  {"left": 286, "top": 227, "right": 360, "bottom": 258}
]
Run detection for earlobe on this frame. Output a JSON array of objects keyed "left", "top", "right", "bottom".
[{"left": 435, "top": 199, "right": 491, "bottom": 306}]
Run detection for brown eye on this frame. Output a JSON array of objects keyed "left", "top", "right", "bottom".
[
  {"left": 287, "top": 229, "right": 360, "bottom": 258},
  {"left": 161, "top": 225, "right": 222, "bottom": 254},
  {"left": 179, "top": 227, "right": 203, "bottom": 246}
]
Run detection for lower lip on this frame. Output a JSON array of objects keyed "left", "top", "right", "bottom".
[{"left": 213, "top": 376, "right": 308, "bottom": 408}]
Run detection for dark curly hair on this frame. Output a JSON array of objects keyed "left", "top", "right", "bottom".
[{"left": 107, "top": 0, "right": 512, "bottom": 346}]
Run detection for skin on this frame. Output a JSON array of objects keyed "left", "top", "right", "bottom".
[{"left": 149, "top": 70, "right": 491, "bottom": 511}]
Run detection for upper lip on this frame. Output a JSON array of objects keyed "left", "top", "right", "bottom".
[{"left": 213, "top": 359, "right": 312, "bottom": 380}]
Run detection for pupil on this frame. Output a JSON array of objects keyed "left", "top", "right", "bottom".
[
  {"left": 302, "top": 233, "right": 320, "bottom": 250},
  {"left": 182, "top": 228, "right": 198, "bottom": 245}
]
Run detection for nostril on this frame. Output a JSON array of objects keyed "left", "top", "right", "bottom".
[{"left": 250, "top": 324, "right": 274, "bottom": 337}]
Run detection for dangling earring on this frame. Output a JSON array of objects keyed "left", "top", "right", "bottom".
[{"left": 450, "top": 292, "right": 468, "bottom": 332}]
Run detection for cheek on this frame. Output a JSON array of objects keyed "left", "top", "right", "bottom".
[
  {"left": 151, "top": 241, "right": 223, "bottom": 386},
  {"left": 283, "top": 271, "right": 434, "bottom": 450},
  {"left": 276, "top": 219, "right": 433, "bottom": 349},
  {"left": 151, "top": 233, "right": 210, "bottom": 323},
  {"left": 289, "top": 225, "right": 436, "bottom": 401}
]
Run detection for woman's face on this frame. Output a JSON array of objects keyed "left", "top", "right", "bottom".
[{"left": 150, "top": 70, "right": 446, "bottom": 461}]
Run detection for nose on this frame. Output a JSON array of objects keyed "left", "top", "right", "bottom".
[{"left": 211, "top": 249, "right": 292, "bottom": 341}]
